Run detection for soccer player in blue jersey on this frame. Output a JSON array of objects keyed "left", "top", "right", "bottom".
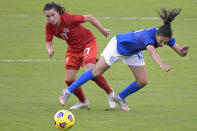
[{"left": 59, "top": 8, "right": 189, "bottom": 111}]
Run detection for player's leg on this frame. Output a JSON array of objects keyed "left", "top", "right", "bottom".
[
  {"left": 59, "top": 52, "right": 89, "bottom": 109},
  {"left": 118, "top": 51, "right": 147, "bottom": 99},
  {"left": 114, "top": 66, "right": 147, "bottom": 111},
  {"left": 65, "top": 69, "right": 85, "bottom": 102},
  {"left": 115, "top": 52, "right": 147, "bottom": 111},
  {"left": 61, "top": 57, "right": 112, "bottom": 106},
  {"left": 84, "top": 61, "right": 116, "bottom": 108},
  {"left": 64, "top": 69, "right": 89, "bottom": 109},
  {"left": 83, "top": 38, "right": 117, "bottom": 108},
  {"left": 83, "top": 37, "right": 116, "bottom": 93},
  {"left": 118, "top": 65, "right": 147, "bottom": 99},
  {"left": 85, "top": 63, "right": 112, "bottom": 94},
  {"left": 67, "top": 56, "right": 111, "bottom": 94},
  {"left": 60, "top": 68, "right": 89, "bottom": 108}
]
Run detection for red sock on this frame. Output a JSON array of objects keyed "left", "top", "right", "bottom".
[
  {"left": 65, "top": 80, "right": 86, "bottom": 103},
  {"left": 92, "top": 76, "right": 113, "bottom": 94}
]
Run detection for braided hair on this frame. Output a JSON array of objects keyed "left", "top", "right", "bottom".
[
  {"left": 43, "top": 2, "right": 65, "bottom": 14},
  {"left": 156, "top": 8, "right": 182, "bottom": 37}
]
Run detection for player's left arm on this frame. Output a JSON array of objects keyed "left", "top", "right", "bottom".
[
  {"left": 84, "top": 15, "right": 111, "bottom": 37},
  {"left": 172, "top": 43, "right": 189, "bottom": 57}
]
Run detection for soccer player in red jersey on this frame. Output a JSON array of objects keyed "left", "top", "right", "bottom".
[{"left": 43, "top": 2, "right": 116, "bottom": 109}]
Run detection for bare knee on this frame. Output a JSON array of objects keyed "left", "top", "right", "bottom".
[
  {"left": 84, "top": 63, "right": 96, "bottom": 71},
  {"left": 92, "top": 68, "right": 103, "bottom": 78},
  {"left": 136, "top": 80, "right": 148, "bottom": 87}
]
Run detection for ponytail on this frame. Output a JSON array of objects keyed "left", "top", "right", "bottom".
[
  {"left": 157, "top": 8, "right": 181, "bottom": 37},
  {"left": 43, "top": 2, "right": 65, "bottom": 14}
]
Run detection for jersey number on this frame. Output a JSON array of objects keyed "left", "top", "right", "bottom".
[
  {"left": 84, "top": 47, "right": 91, "bottom": 58},
  {"left": 60, "top": 28, "right": 70, "bottom": 40}
]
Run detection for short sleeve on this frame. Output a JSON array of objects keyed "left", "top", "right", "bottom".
[
  {"left": 168, "top": 38, "right": 176, "bottom": 47},
  {"left": 65, "top": 13, "right": 85, "bottom": 25},
  {"left": 144, "top": 30, "right": 155, "bottom": 46},
  {"left": 46, "top": 23, "right": 53, "bottom": 42}
]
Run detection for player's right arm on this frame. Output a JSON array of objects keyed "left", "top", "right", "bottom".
[
  {"left": 46, "top": 23, "right": 54, "bottom": 57},
  {"left": 46, "top": 42, "right": 54, "bottom": 57},
  {"left": 146, "top": 45, "right": 171, "bottom": 72}
]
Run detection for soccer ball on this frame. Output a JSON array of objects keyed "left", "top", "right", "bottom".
[{"left": 54, "top": 110, "right": 75, "bottom": 130}]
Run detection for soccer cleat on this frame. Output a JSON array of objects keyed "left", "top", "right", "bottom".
[
  {"left": 69, "top": 99, "right": 89, "bottom": 110},
  {"left": 114, "top": 94, "right": 130, "bottom": 111},
  {"left": 59, "top": 89, "right": 70, "bottom": 106},
  {"left": 108, "top": 90, "right": 116, "bottom": 108}
]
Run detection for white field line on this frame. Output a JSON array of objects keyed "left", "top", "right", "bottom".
[
  {"left": 0, "top": 58, "right": 197, "bottom": 62},
  {"left": 97, "top": 17, "right": 197, "bottom": 21},
  {"left": 0, "top": 14, "right": 197, "bottom": 21},
  {"left": 0, "top": 59, "right": 64, "bottom": 62}
]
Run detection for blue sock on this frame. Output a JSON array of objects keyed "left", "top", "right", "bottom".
[
  {"left": 118, "top": 81, "right": 142, "bottom": 99},
  {"left": 67, "top": 70, "right": 95, "bottom": 93}
]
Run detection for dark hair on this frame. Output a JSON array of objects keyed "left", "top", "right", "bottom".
[
  {"left": 157, "top": 8, "right": 181, "bottom": 37},
  {"left": 43, "top": 2, "right": 65, "bottom": 14}
]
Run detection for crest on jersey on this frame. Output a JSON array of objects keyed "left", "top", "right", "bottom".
[
  {"left": 63, "top": 27, "right": 69, "bottom": 33},
  {"left": 110, "top": 56, "right": 115, "bottom": 62}
]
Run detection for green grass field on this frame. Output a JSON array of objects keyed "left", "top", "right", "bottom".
[{"left": 0, "top": 0, "right": 197, "bottom": 130}]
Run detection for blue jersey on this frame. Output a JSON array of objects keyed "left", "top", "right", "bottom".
[{"left": 116, "top": 27, "right": 176, "bottom": 56}]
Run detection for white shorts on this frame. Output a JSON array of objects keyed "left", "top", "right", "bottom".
[{"left": 101, "top": 37, "right": 145, "bottom": 66}]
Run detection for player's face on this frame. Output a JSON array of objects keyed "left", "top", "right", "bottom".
[
  {"left": 44, "top": 9, "right": 60, "bottom": 25},
  {"left": 155, "top": 34, "right": 170, "bottom": 47}
]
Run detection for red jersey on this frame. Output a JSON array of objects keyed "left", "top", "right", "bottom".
[{"left": 46, "top": 13, "right": 95, "bottom": 52}]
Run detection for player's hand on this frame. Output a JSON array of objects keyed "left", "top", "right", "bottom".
[
  {"left": 102, "top": 28, "right": 111, "bottom": 37},
  {"left": 160, "top": 64, "right": 171, "bottom": 72},
  {"left": 181, "top": 45, "right": 189, "bottom": 56},
  {"left": 48, "top": 49, "right": 54, "bottom": 57}
]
